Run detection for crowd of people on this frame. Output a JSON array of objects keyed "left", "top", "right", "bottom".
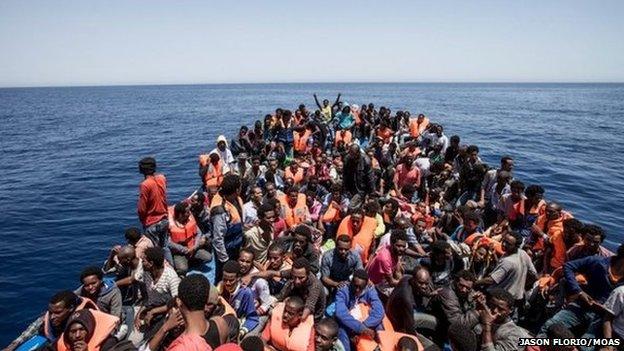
[{"left": 6, "top": 93, "right": 624, "bottom": 351}]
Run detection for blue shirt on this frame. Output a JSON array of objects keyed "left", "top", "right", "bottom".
[
  {"left": 334, "top": 285, "right": 385, "bottom": 334},
  {"left": 321, "top": 249, "right": 364, "bottom": 283},
  {"left": 564, "top": 255, "right": 615, "bottom": 303},
  {"left": 336, "top": 112, "right": 355, "bottom": 130}
]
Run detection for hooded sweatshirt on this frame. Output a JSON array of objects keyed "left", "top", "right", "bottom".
[{"left": 76, "top": 279, "right": 123, "bottom": 319}]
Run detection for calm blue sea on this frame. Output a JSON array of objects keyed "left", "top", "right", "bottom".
[{"left": 1, "top": 83, "right": 623, "bottom": 343}]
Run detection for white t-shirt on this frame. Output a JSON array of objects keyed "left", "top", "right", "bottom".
[{"left": 604, "top": 285, "right": 624, "bottom": 338}]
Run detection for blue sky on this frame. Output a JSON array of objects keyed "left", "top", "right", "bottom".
[{"left": 0, "top": 0, "right": 622, "bottom": 87}]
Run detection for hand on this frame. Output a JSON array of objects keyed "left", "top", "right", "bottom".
[
  {"left": 198, "top": 236, "right": 207, "bottom": 247},
  {"left": 111, "top": 245, "right": 122, "bottom": 255},
  {"left": 72, "top": 341, "right": 88, "bottom": 351},
  {"left": 361, "top": 328, "right": 376, "bottom": 339},
  {"left": 162, "top": 308, "right": 184, "bottom": 332},
  {"left": 574, "top": 292, "right": 594, "bottom": 307},
  {"left": 474, "top": 292, "right": 487, "bottom": 310},
  {"left": 134, "top": 308, "right": 145, "bottom": 330},
  {"left": 478, "top": 307, "right": 499, "bottom": 326},
  {"left": 144, "top": 310, "right": 155, "bottom": 327},
  {"left": 337, "top": 281, "right": 349, "bottom": 289}
]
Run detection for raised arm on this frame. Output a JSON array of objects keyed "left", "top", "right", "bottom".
[
  {"left": 313, "top": 94, "right": 323, "bottom": 110},
  {"left": 332, "top": 93, "right": 342, "bottom": 108}
]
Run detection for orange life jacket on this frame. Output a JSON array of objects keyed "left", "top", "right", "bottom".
[
  {"left": 200, "top": 155, "right": 224, "bottom": 191},
  {"left": 294, "top": 130, "right": 311, "bottom": 153},
  {"left": 56, "top": 310, "right": 119, "bottom": 351},
  {"left": 267, "top": 302, "right": 314, "bottom": 351},
  {"left": 377, "top": 330, "right": 424, "bottom": 351},
  {"left": 334, "top": 130, "right": 353, "bottom": 147},
  {"left": 322, "top": 202, "right": 342, "bottom": 224},
  {"left": 408, "top": 117, "right": 429, "bottom": 137},
  {"left": 337, "top": 216, "right": 378, "bottom": 263},
  {"left": 533, "top": 211, "right": 573, "bottom": 269},
  {"left": 167, "top": 206, "right": 197, "bottom": 250},
  {"left": 43, "top": 298, "right": 99, "bottom": 340},
  {"left": 281, "top": 193, "right": 309, "bottom": 229},
  {"left": 284, "top": 166, "right": 305, "bottom": 185},
  {"left": 350, "top": 303, "right": 394, "bottom": 351}
]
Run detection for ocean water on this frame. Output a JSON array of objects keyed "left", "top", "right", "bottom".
[{"left": 1, "top": 83, "right": 623, "bottom": 343}]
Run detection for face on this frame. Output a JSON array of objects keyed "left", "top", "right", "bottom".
[
  {"left": 501, "top": 234, "right": 517, "bottom": 253},
  {"left": 176, "top": 207, "right": 191, "bottom": 224},
  {"left": 283, "top": 302, "right": 303, "bottom": 327},
  {"left": 222, "top": 271, "right": 238, "bottom": 293},
  {"left": 266, "top": 184, "right": 276, "bottom": 198},
  {"left": 81, "top": 275, "right": 102, "bottom": 297},
  {"left": 287, "top": 191, "right": 298, "bottom": 206},
  {"left": 251, "top": 187, "right": 263, "bottom": 202},
  {"left": 546, "top": 206, "right": 561, "bottom": 220},
  {"left": 464, "top": 219, "right": 478, "bottom": 234},
  {"left": 413, "top": 271, "right": 431, "bottom": 295},
  {"left": 142, "top": 258, "right": 154, "bottom": 272},
  {"left": 469, "top": 151, "right": 479, "bottom": 163},
  {"left": 67, "top": 322, "right": 88, "bottom": 347},
  {"left": 315, "top": 324, "right": 336, "bottom": 351},
  {"left": 351, "top": 214, "right": 364, "bottom": 233},
  {"left": 434, "top": 248, "right": 453, "bottom": 265},
  {"left": 252, "top": 159, "right": 261, "bottom": 169},
  {"left": 267, "top": 250, "right": 284, "bottom": 270},
  {"left": 293, "top": 234, "right": 307, "bottom": 253},
  {"left": 392, "top": 239, "right": 408, "bottom": 257},
  {"left": 218, "top": 141, "right": 226, "bottom": 151},
  {"left": 49, "top": 301, "right": 72, "bottom": 327},
  {"left": 238, "top": 252, "right": 254, "bottom": 275},
  {"left": 262, "top": 210, "right": 276, "bottom": 225},
  {"left": 583, "top": 234, "right": 602, "bottom": 253},
  {"left": 502, "top": 159, "right": 514, "bottom": 172},
  {"left": 118, "top": 253, "right": 134, "bottom": 267},
  {"left": 487, "top": 297, "right": 511, "bottom": 323},
  {"left": 351, "top": 277, "right": 368, "bottom": 297},
  {"left": 474, "top": 247, "right": 487, "bottom": 262},
  {"left": 454, "top": 277, "right": 474, "bottom": 299},
  {"left": 336, "top": 240, "right": 351, "bottom": 260},
  {"left": 292, "top": 267, "right": 308, "bottom": 288},
  {"left": 269, "top": 159, "right": 278, "bottom": 171},
  {"left": 511, "top": 186, "right": 523, "bottom": 200}
]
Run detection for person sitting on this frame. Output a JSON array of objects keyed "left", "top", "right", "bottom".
[
  {"left": 261, "top": 296, "right": 314, "bottom": 351},
  {"left": 367, "top": 229, "right": 408, "bottom": 297},
  {"left": 237, "top": 249, "right": 274, "bottom": 320},
  {"left": 122, "top": 227, "right": 154, "bottom": 261},
  {"left": 6, "top": 291, "right": 99, "bottom": 351},
  {"left": 243, "top": 203, "right": 276, "bottom": 266},
  {"left": 419, "top": 240, "right": 465, "bottom": 288},
  {"left": 219, "top": 260, "right": 260, "bottom": 338},
  {"left": 263, "top": 243, "right": 292, "bottom": 295},
  {"left": 430, "top": 270, "right": 479, "bottom": 345},
  {"left": 130, "top": 247, "right": 180, "bottom": 345},
  {"left": 449, "top": 211, "right": 481, "bottom": 243},
  {"left": 167, "top": 202, "right": 211, "bottom": 276},
  {"left": 336, "top": 209, "right": 377, "bottom": 264},
  {"left": 566, "top": 224, "right": 614, "bottom": 261},
  {"left": 475, "top": 231, "right": 537, "bottom": 311},
  {"left": 539, "top": 244, "right": 624, "bottom": 342},
  {"left": 275, "top": 258, "right": 326, "bottom": 322},
  {"left": 243, "top": 186, "right": 264, "bottom": 229},
  {"left": 55, "top": 309, "right": 120, "bottom": 351},
  {"left": 529, "top": 202, "right": 571, "bottom": 273},
  {"left": 320, "top": 235, "right": 363, "bottom": 296},
  {"left": 200, "top": 152, "right": 225, "bottom": 193},
  {"left": 281, "top": 185, "right": 310, "bottom": 229},
  {"left": 386, "top": 266, "right": 438, "bottom": 350},
  {"left": 76, "top": 266, "right": 122, "bottom": 319},
  {"left": 476, "top": 288, "right": 531, "bottom": 351},
  {"left": 154, "top": 274, "right": 212, "bottom": 351},
  {"left": 287, "top": 225, "right": 320, "bottom": 274},
  {"left": 334, "top": 269, "right": 385, "bottom": 351}
]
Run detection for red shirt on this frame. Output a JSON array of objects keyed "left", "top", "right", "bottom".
[
  {"left": 394, "top": 164, "right": 421, "bottom": 189},
  {"left": 137, "top": 174, "right": 168, "bottom": 227}
]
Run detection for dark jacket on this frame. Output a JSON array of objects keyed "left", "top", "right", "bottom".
[
  {"left": 342, "top": 153, "right": 375, "bottom": 196},
  {"left": 386, "top": 277, "right": 432, "bottom": 335}
]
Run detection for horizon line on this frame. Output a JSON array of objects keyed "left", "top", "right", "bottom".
[{"left": 1, "top": 80, "right": 623, "bottom": 89}]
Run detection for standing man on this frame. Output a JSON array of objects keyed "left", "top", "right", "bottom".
[{"left": 137, "top": 157, "right": 169, "bottom": 252}]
